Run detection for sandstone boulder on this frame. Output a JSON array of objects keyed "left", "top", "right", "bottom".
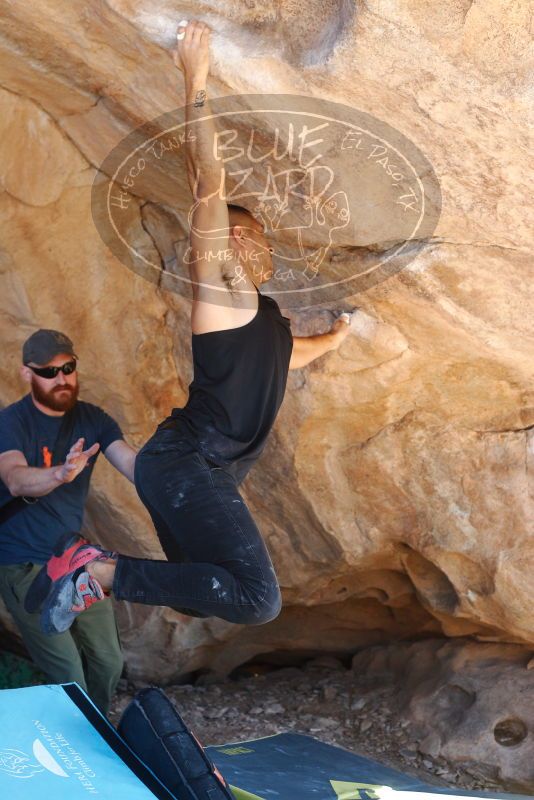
[
  {"left": 352, "top": 639, "right": 534, "bottom": 792},
  {"left": 0, "top": 0, "right": 532, "bottom": 683}
]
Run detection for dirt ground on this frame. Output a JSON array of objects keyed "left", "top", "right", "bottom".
[{"left": 109, "top": 656, "right": 510, "bottom": 795}]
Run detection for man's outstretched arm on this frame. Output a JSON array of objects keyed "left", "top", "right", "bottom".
[
  {"left": 0, "top": 438, "right": 100, "bottom": 497},
  {"left": 289, "top": 315, "right": 352, "bottom": 369}
]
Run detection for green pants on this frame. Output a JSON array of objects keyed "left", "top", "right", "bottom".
[{"left": 0, "top": 563, "right": 123, "bottom": 716}]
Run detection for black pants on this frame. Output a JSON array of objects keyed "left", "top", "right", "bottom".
[{"left": 112, "top": 427, "right": 282, "bottom": 625}]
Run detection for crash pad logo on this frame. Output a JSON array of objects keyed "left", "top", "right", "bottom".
[
  {"left": 0, "top": 739, "right": 68, "bottom": 779},
  {"left": 92, "top": 94, "right": 441, "bottom": 308}
]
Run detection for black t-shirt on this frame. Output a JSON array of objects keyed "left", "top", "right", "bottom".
[
  {"left": 169, "top": 290, "right": 293, "bottom": 483},
  {"left": 0, "top": 394, "right": 123, "bottom": 564}
]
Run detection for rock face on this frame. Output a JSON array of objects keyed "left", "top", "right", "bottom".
[
  {"left": 0, "top": 1, "right": 532, "bottom": 683},
  {"left": 351, "top": 639, "right": 534, "bottom": 792}
]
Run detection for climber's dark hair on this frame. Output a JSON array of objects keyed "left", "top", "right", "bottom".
[{"left": 227, "top": 204, "right": 257, "bottom": 227}]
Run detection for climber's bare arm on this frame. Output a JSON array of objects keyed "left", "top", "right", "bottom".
[
  {"left": 289, "top": 316, "right": 352, "bottom": 369},
  {"left": 173, "top": 22, "right": 229, "bottom": 281}
]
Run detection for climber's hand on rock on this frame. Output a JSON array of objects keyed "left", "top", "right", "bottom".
[
  {"left": 173, "top": 19, "right": 211, "bottom": 86},
  {"left": 328, "top": 313, "right": 353, "bottom": 351}
]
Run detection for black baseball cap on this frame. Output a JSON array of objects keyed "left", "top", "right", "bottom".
[{"left": 22, "top": 329, "right": 78, "bottom": 366}]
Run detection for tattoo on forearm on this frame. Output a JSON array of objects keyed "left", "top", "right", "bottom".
[{"left": 194, "top": 90, "right": 207, "bottom": 107}]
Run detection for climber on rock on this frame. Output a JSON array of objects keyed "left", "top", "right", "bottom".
[{"left": 25, "top": 19, "right": 353, "bottom": 635}]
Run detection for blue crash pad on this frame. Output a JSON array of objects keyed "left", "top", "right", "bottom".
[
  {"left": 207, "top": 732, "right": 531, "bottom": 800},
  {"left": 0, "top": 683, "right": 173, "bottom": 799},
  {"left": 1, "top": 685, "right": 531, "bottom": 800}
]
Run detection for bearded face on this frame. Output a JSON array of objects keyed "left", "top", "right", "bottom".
[
  {"left": 27, "top": 353, "right": 80, "bottom": 413},
  {"left": 31, "top": 376, "right": 79, "bottom": 412}
]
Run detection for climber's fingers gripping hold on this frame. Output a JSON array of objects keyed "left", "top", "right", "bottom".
[{"left": 173, "top": 19, "right": 211, "bottom": 83}]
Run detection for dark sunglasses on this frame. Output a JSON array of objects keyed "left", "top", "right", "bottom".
[{"left": 27, "top": 360, "right": 77, "bottom": 379}]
